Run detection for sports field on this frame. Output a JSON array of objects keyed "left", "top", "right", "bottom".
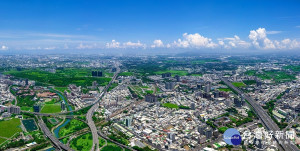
[
  {"left": 0, "top": 118, "right": 22, "bottom": 138},
  {"left": 41, "top": 104, "right": 61, "bottom": 113}
]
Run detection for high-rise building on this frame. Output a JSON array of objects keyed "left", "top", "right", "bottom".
[
  {"left": 33, "top": 104, "right": 41, "bottom": 113},
  {"left": 174, "top": 75, "right": 180, "bottom": 82},
  {"left": 162, "top": 72, "right": 172, "bottom": 78},
  {"left": 165, "top": 82, "right": 175, "bottom": 90},
  {"left": 234, "top": 97, "right": 245, "bottom": 107},
  {"left": 125, "top": 117, "right": 132, "bottom": 127},
  {"left": 190, "top": 103, "right": 195, "bottom": 110},
  {"left": 61, "top": 101, "right": 66, "bottom": 110},
  {"left": 145, "top": 94, "right": 158, "bottom": 103},
  {"left": 204, "top": 128, "right": 213, "bottom": 139},
  {"left": 7, "top": 105, "right": 20, "bottom": 114},
  {"left": 198, "top": 124, "right": 206, "bottom": 135},
  {"left": 168, "top": 132, "right": 176, "bottom": 142},
  {"left": 92, "top": 71, "right": 103, "bottom": 77}
]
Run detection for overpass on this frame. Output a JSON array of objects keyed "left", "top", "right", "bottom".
[
  {"left": 38, "top": 119, "right": 74, "bottom": 151},
  {"left": 218, "top": 74, "right": 299, "bottom": 151},
  {"left": 87, "top": 63, "right": 121, "bottom": 151}
]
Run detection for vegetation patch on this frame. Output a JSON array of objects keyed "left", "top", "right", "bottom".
[
  {"left": 154, "top": 70, "right": 188, "bottom": 76},
  {"left": 70, "top": 133, "right": 93, "bottom": 151},
  {"left": 232, "top": 82, "right": 246, "bottom": 87},
  {"left": 0, "top": 118, "right": 22, "bottom": 138},
  {"left": 163, "top": 103, "right": 179, "bottom": 109},
  {"left": 59, "top": 119, "right": 88, "bottom": 137},
  {"left": 41, "top": 104, "right": 61, "bottom": 113}
]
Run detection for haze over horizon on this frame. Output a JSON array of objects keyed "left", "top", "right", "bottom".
[{"left": 0, "top": 0, "right": 300, "bottom": 54}]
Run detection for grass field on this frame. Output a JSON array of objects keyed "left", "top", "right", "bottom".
[
  {"left": 21, "top": 106, "right": 33, "bottom": 112},
  {"left": 190, "top": 73, "right": 203, "bottom": 76},
  {"left": 218, "top": 88, "right": 232, "bottom": 92},
  {"left": 154, "top": 70, "right": 188, "bottom": 76},
  {"left": 119, "top": 72, "right": 134, "bottom": 76},
  {"left": 162, "top": 103, "right": 179, "bottom": 109},
  {"left": 283, "top": 65, "right": 300, "bottom": 72},
  {"left": 232, "top": 82, "right": 246, "bottom": 87},
  {"left": 191, "top": 59, "right": 220, "bottom": 64},
  {"left": 4, "top": 69, "right": 111, "bottom": 87},
  {"left": 0, "top": 138, "right": 7, "bottom": 145},
  {"left": 41, "top": 104, "right": 61, "bottom": 113},
  {"left": 245, "top": 70, "right": 296, "bottom": 83},
  {"left": 0, "top": 118, "right": 22, "bottom": 138},
  {"left": 70, "top": 133, "right": 93, "bottom": 151},
  {"left": 55, "top": 87, "right": 70, "bottom": 93},
  {"left": 101, "top": 140, "right": 122, "bottom": 151}
]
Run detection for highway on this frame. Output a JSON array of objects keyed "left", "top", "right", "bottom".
[
  {"left": 38, "top": 118, "right": 74, "bottom": 151},
  {"left": 86, "top": 63, "right": 120, "bottom": 151},
  {"left": 217, "top": 74, "right": 299, "bottom": 151}
]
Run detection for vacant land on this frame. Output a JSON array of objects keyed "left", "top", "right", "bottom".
[
  {"left": 0, "top": 118, "right": 22, "bottom": 138},
  {"left": 70, "top": 133, "right": 93, "bottom": 151},
  {"left": 41, "top": 104, "right": 61, "bottom": 113},
  {"left": 163, "top": 103, "right": 179, "bottom": 109}
]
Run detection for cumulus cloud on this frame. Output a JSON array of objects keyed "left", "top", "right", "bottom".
[
  {"left": 76, "top": 43, "right": 96, "bottom": 49},
  {"left": 0, "top": 45, "right": 8, "bottom": 50},
  {"left": 106, "top": 40, "right": 146, "bottom": 49},
  {"left": 249, "top": 28, "right": 300, "bottom": 50},
  {"left": 151, "top": 39, "right": 164, "bottom": 48},
  {"left": 106, "top": 40, "right": 120, "bottom": 48},
  {"left": 249, "top": 28, "right": 276, "bottom": 49},
  {"left": 171, "top": 33, "right": 217, "bottom": 48},
  {"left": 123, "top": 41, "right": 146, "bottom": 48},
  {"left": 219, "top": 35, "right": 250, "bottom": 49}
]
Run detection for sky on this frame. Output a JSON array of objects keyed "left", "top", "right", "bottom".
[{"left": 0, "top": 0, "right": 300, "bottom": 53}]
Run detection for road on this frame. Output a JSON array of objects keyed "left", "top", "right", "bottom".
[
  {"left": 38, "top": 118, "right": 74, "bottom": 151},
  {"left": 217, "top": 73, "right": 299, "bottom": 151},
  {"left": 87, "top": 63, "right": 120, "bottom": 151}
]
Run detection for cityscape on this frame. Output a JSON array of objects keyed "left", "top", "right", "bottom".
[{"left": 0, "top": 0, "right": 300, "bottom": 151}]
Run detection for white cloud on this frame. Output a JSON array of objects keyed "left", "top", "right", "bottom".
[
  {"left": 151, "top": 39, "right": 164, "bottom": 48},
  {"left": 106, "top": 40, "right": 146, "bottom": 49},
  {"left": 0, "top": 45, "right": 8, "bottom": 50},
  {"left": 266, "top": 31, "right": 282, "bottom": 34},
  {"left": 249, "top": 28, "right": 276, "bottom": 49},
  {"left": 170, "top": 33, "right": 217, "bottom": 48},
  {"left": 219, "top": 35, "right": 250, "bottom": 49},
  {"left": 123, "top": 41, "right": 146, "bottom": 48},
  {"left": 106, "top": 40, "right": 120, "bottom": 48},
  {"left": 76, "top": 43, "right": 96, "bottom": 49}
]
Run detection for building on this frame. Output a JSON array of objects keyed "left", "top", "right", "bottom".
[
  {"left": 33, "top": 104, "right": 41, "bottom": 113},
  {"left": 125, "top": 117, "right": 132, "bottom": 127},
  {"left": 198, "top": 124, "right": 206, "bottom": 135},
  {"left": 145, "top": 94, "right": 158, "bottom": 103},
  {"left": 204, "top": 128, "right": 213, "bottom": 139},
  {"left": 7, "top": 105, "right": 20, "bottom": 114},
  {"left": 165, "top": 82, "right": 175, "bottom": 90},
  {"left": 162, "top": 72, "right": 172, "bottom": 78},
  {"left": 174, "top": 75, "right": 180, "bottom": 82},
  {"left": 61, "top": 101, "right": 66, "bottom": 110},
  {"left": 234, "top": 98, "right": 244, "bottom": 107},
  {"left": 168, "top": 132, "right": 176, "bottom": 142},
  {"left": 190, "top": 103, "right": 195, "bottom": 110},
  {"left": 92, "top": 71, "right": 103, "bottom": 77}
]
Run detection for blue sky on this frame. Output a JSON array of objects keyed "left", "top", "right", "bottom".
[{"left": 0, "top": 0, "right": 300, "bottom": 52}]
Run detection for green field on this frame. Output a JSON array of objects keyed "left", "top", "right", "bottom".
[
  {"left": 162, "top": 103, "right": 179, "bottom": 109},
  {"left": 41, "top": 104, "right": 62, "bottom": 113},
  {"left": 190, "top": 73, "right": 203, "bottom": 76},
  {"left": 0, "top": 118, "right": 22, "bottom": 138},
  {"left": 55, "top": 87, "right": 70, "bottom": 93},
  {"left": 0, "top": 137, "right": 6, "bottom": 145},
  {"left": 4, "top": 69, "right": 111, "bottom": 87},
  {"left": 101, "top": 140, "right": 122, "bottom": 151},
  {"left": 21, "top": 106, "right": 33, "bottom": 112},
  {"left": 119, "top": 72, "right": 134, "bottom": 76},
  {"left": 243, "top": 80, "right": 256, "bottom": 85},
  {"left": 70, "top": 133, "right": 93, "bottom": 151},
  {"left": 218, "top": 88, "right": 231, "bottom": 92},
  {"left": 107, "top": 83, "right": 118, "bottom": 92},
  {"left": 283, "top": 65, "right": 300, "bottom": 72},
  {"left": 232, "top": 82, "right": 246, "bottom": 87},
  {"left": 59, "top": 119, "right": 87, "bottom": 137},
  {"left": 191, "top": 59, "right": 220, "bottom": 64},
  {"left": 154, "top": 70, "right": 188, "bottom": 76},
  {"left": 245, "top": 70, "right": 296, "bottom": 83}
]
